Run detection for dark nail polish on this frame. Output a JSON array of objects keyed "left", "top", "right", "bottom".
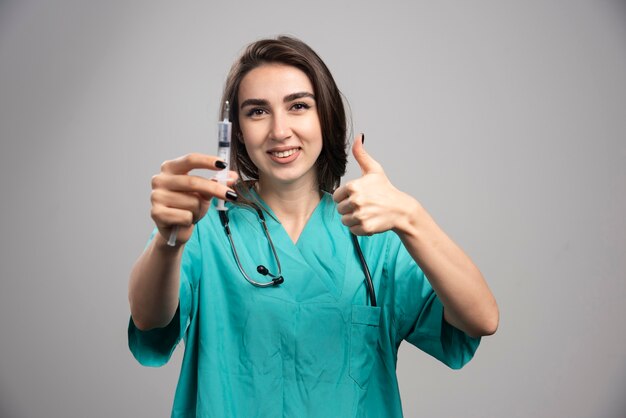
[
  {"left": 225, "top": 190, "right": 238, "bottom": 201},
  {"left": 361, "top": 133, "right": 365, "bottom": 144},
  {"left": 215, "top": 160, "right": 227, "bottom": 169}
]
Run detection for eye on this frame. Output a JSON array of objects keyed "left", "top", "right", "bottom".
[
  {"left": 245, "top": 107, "right": 267, "bottom": 118},
  {"left": 291, "top": 102, "right": 311, "bottom": 111}
]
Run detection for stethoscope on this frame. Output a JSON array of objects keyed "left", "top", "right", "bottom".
[{"left": 218, "top": 205, "right": 377, "bottom": 307}]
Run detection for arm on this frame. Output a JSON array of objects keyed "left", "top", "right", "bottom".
[
  {"left": 333, "top": 135, "right": 498, "bottom": 338},
  {"left": 391, "top": 196, "right": 498, "bottom": 337},
  {"left": 128, "top": 153, "right": 238, "bottom": 331},
  {"left": 128, "top": 234, "right": 184, "bottom": 331}
]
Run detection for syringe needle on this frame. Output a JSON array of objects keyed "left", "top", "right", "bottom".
[{"left": 167, "top": 226, "right": 178, "bottom": 246}]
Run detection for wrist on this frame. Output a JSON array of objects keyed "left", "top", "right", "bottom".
[
  {"left": 392, "top": 193, "right": 423, "bottom": 237},
  {"left": 153, "top": 231, "right": 186, "bottom": 255}
]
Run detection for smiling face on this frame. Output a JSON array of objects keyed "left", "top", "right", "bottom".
[{"left": 237, "top": 64, "right": 323, "bottom": 191}]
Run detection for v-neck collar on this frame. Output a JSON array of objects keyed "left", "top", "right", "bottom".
[
  {"left": 232, "top": 189, "right": 346, "bottom": 300},
  {"left": 248, "top": 188, "right": 330, "bottom": 246}
]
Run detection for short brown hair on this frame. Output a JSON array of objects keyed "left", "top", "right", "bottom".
[{"left": 220, "top": 35, "right": 348, "bottom": 193}]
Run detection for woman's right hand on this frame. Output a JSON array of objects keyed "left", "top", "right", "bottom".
[{"left": 150, "top": 153, "right": 239, "bottom": 246}]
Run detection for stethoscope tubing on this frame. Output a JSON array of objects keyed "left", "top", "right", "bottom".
[
  {"left": 351, "top": 233, "right": 377, "bottom": 307},
  {"left": 219, "top": 204, "right": 377, "bottom": 306}
]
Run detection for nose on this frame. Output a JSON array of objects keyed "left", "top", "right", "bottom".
[{"left": 269, "top": 112, "right": 292, "bottom": 141}]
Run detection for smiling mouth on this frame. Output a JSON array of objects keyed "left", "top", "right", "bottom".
[{"left": 269, "top": 148, "right": 301, "bottom": 158}]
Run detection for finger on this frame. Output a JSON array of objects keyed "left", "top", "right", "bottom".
[
  {"left": 195, "top": 197, "right": 211, "bottom": 223},
  {"left": 151, "top": 190, "right": 208, "bottom": 223},
  {"left": 340, "top": 213, "right": 360, "bottom": 228},
  {"left": 151, "top": 189, "right": 203, "bottom": 211},
  {"left": 161, "top": 153, "right": 228, "bottom": 175},
  {"left": 151, "top": 206, "right": 194, "bottom": 228},
  {"left": 349, "top": 225, "right": 373, "bottom": 237},
  {"left": 332, "top": 185, "right": 350, "bottom": 203},
  {"left": 352, "top": 134, "right": 383, "bottom": 175},
  {"left": 336, "top": 199, "right": 354, "bottom": 215},
  {"left": 153, "top": 174, "right": 237, "bottom": 201}
]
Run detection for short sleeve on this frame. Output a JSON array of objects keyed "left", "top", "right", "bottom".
[
  {"left": 386, "top": 234, "right": 480, "bottom": 369},
  {"left": 128, "top": 227, "right": 200, "bottom": 367}
]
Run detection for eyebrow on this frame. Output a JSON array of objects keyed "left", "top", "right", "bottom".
[
  {"left": 239, "top": 92, "right": 316, "bottom": 109},
  {"left": 284, "top": 92, "right": 315, "bottom": 102}
]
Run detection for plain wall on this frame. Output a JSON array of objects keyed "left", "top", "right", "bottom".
[{"left": 1, "top": 1, "right": 625, "bottom": 417}]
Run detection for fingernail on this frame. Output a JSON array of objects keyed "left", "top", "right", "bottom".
[
  {"left": 361, "top": 133, "right": 365, "bottom": 144},
  {"left": 225, "top": 190, "right": 238, "bottom": 201},
  {"left": 215, "top": 160, "right": 227, "bottom": 169}
]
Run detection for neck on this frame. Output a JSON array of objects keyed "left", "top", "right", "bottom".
[
  {"left": 256, "top": 177, "right": 321, "bottom": 222},
  {"left": 256, "top": 177, "right": 321, "bottom": 243}
]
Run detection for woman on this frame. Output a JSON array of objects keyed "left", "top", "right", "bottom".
[{"left": 128, "top": 35, "right": 498, "bottom": 417}]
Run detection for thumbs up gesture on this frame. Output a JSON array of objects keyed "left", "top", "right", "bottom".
[{"left": 333, "top": 134, "right": 418, "bottom": 236}]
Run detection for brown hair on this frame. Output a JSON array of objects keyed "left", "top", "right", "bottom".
[{"left": 220, "top": 35, "right": 348, "bottom": 194}]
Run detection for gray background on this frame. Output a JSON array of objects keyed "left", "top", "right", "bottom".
[{"left": 1, "top": 1, "right": 624, "bottom": 417}]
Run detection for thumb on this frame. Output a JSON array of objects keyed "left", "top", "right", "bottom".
[{"left": 352, "top": 133, "right": 382, "bottom": 175}]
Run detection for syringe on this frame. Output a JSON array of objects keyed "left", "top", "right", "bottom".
[
  {"left": 166, "top": 101, "right": 232, "bottom": 247},
  {"left": 215, "top": 101, "right": 232, "bottom": 211}
]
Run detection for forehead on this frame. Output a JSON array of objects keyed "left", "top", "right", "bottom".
[{"left": 238, "top": 64, "right": 314, "bottom": 101}]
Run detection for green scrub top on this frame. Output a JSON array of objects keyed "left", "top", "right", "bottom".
[{"left": 129, "top": 191, "right": 480, "bottom": 417}]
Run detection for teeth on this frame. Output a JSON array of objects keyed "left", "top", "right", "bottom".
[{"left": 271, "top": 148, "right": 298, "bottom": 158}]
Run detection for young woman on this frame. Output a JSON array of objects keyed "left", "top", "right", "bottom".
[{"left": 128, "top": 35, "right": 498, "bottom": 417}]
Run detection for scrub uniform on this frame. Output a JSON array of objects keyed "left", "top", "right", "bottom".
[{"left": 129, "top": 191, "right": 480, "bottom": 417}]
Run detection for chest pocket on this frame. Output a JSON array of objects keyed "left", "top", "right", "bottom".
[{"left": 349, "top": 305, "right": 381, "bottom": 389}]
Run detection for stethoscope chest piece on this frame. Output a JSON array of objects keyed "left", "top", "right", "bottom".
[
  {"left": 219, "top": 208, "right": 283, "bottom": 288},
  {"left": 219, "top": 205, "right": 375, "bottom": 305}
]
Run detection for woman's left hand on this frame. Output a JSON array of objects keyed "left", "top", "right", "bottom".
[{"left": 333, "top": 134, "right": 418, "bottom": 236}]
